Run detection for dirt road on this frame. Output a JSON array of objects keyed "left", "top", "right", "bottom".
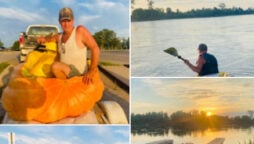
[
  {"left": 0, "top": 50, "right": 129, "bottom": 65},
  {"left": 0, "top": 51, "right": 20, "bottom": 65}
]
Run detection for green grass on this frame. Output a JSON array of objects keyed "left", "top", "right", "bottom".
[
  {"left": 0, "top": 62, "right": 10, "bottom": 73},
  {"left": 99, "top": 61, "right": 121, "bottom": 66}
]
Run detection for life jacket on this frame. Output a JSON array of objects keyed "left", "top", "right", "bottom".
[{"left": 199, "top": 53, "right": 219, "bottom": 76}]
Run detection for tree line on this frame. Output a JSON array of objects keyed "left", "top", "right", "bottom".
[
  {"left": 0, "top": 40, "right": 4, "bottom": 48},
  {"left": 132, "top": 6, "right": 254, "bottom": 22},
  {"left": 3, "top": 29, "right": 129, "bottom": 51},
  {"left": 131, "top": 110, "right": 254, "bottom": 136},
  {"left": 93, "top": 29, "right": 129, "bottom": 50}
]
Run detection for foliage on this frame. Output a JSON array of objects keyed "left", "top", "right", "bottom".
[
  {"left": 0, "top": 62, "right": 10, "bottom": 74},
  {"left": 131, "top": 112, "right": 170, "bottom": 130},
  {"left": 132, "top": 110, "right": 254, "bottom": 136},
  {"left": 131, "top": 0, "right": 135, "bottom": 9},
  {"left": 93, "top": 29, "right": 126, "bottom": 50},
  {"left": 0, "top": 39, "right": 4, "bottom": 47},
  {"left": 11, "top": 40, "right": 19, "bottom": 51},
  {"left": 121, "top": 38, "right": 129, "bottom": 49},
  {"left": 131, "top": 6, "right": 254, "bottom": 21},
  {"left": 147, "top": 0, "right": 154, "bottom": 10}
]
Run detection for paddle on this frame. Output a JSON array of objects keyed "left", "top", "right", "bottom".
[{"left": 164, "top": 47, "right": 185, "bottom": 61}]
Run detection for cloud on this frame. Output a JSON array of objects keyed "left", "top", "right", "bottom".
[
  {"left": 79, "top": 0, "right": 116, "bottom": 11},
  {"left": 0, "top": 7, "right": 44, "bottom": 22},
  {"left": 192, "top": 95, "right": 215, "bottom": 100},
  {"left": 0, "top": 0, "right": 129, "bottom": 47},
  {"left": 52, "top": 0, "right": 75, "bottom": 6},
  {"left": 78, "top": 3, "right": 93, "bottom": 10},
  {"left": 132, "top": 101, "right": 164, "bottom": 114},
  {"left": 115, "top": 142, "right": 129, "bottom": 144},
  {"left": 79, "top": 15, "right": 101, "bottom": 23},
  {"left": 15, "top": 134, "right": 73, "bottom": 144},
  {"left": 132, "top": 78, "right": 254, "bottom": 116},
  {"left": 0, "top": 133, "right": 8, "bottom": 139},
  {"left": 77, "top": 0, "right": 129, "bottom": 37},
  {"left": 114, "top": 129, "right": 129, "bottom": 138},
  {"left": 92, "top": 126, "right": 110, "bottom": 136},
  {"left": 90, "top": 127, "right": 129, "bottom": 144},
  {"left": 142, "top": 78, "right": 164, "bottom": 85}
]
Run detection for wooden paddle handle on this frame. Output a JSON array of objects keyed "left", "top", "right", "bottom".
[{"left": 178, "top": 56, "right": 185, "bottom": 61}]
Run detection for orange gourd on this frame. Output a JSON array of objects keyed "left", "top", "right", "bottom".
[{"left": 2, "top": 64, "right": 104, "bottom": 123}]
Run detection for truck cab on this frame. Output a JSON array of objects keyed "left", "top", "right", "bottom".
[{"left": 19, "top": 25, "right": 60, "bottom": 62}]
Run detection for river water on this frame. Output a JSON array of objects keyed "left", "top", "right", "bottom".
[
  {"left": 131, "top": 15, "right": 254, "bottom": 77},
  {"left": 132, "top": 127, "right": 254, "bottom": 144}
]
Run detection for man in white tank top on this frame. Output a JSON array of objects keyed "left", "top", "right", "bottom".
[{"left": 37, "top": 7, "right": 100, "bottom": 85}]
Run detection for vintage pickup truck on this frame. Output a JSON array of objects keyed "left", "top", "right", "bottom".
[{"left": 19, "top": 25, "right": 60, "bottom": 62}]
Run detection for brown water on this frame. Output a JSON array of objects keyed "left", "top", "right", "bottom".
[{"left": 131, "top": 15, "right": 254, "bottom": 77}]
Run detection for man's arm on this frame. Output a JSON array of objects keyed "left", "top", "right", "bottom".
[
  {"left": 184, "top": 56, "right": 205, "bottom": 73},
  {"left": 77, "top": 25, "right": 100, "bottom": 84}
]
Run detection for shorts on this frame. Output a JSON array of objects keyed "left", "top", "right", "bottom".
[{"left": 67, "top": 64, "right": 81, "bottom": 78}]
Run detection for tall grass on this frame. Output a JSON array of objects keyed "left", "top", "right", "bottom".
[
  {"left": 99, "top": 61, "right": 121, "bottom": 66},
  {"left": 0, "top": 62, "right": 10, "bottom": 73}
]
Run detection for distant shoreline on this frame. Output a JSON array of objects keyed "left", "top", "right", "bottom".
[
  {"left": 131, "top": 7, "right": 254, "bottom": 22},
  {"left": 131, "top": 13, "right": 254, "bottom": 23}
]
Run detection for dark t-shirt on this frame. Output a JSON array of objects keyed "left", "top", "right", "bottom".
[{"left": 199, "top": 53, "right": 219, "bottom": 76}]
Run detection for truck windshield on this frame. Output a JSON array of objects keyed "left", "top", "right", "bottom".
[{"left": 27, "top": 27, "right": 58, "bottom": 36}]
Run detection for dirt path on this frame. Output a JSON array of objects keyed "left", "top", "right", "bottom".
[{"left": 0, "top": 51, "right": 20, "bottom": 65}]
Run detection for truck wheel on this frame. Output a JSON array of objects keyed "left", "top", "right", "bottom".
[{"left": 98, "top": 101, "right": 128, "bottom": 124}]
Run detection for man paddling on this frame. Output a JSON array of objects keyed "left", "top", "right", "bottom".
[{"left": 184, "top": 43, "right": 219, "bottom": 76}]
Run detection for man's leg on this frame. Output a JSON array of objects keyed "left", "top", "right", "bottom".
[{"left": 51, "top": 61, "right": 70, "bottom": 79}]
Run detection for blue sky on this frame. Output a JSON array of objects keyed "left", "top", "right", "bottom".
[
  {"left": 0, "top": 0, "right": 129, "bottom": 47},
  {"left": 132, "top": 78, "right": 254, "bottom": 117},
  {"left": 0, "top": 126, "right": 129, "bottom": 144}
]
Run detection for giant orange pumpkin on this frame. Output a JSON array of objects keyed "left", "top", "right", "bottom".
[{"left": 2, "top": 64, "right": 104, "bottom": 123}]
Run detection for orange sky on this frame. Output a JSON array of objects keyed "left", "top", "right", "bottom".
[{"left": 132, "top": 78, "right": 254, "bottom": 117}]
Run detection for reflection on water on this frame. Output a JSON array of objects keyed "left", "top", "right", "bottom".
[
  {"left": 132, "top": 127, "right": 254, "bottom": 144},
  {"left": 131, "top": 15, "right": 254, "bottom": 77}
]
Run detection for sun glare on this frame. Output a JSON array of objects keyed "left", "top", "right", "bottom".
[{"left": 206, "top": 111, "right": 213, "bottom": 117}]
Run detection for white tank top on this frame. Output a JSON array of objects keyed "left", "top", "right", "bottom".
[{"left": 58, "top": 27, "right": 87, "bottom": 73}]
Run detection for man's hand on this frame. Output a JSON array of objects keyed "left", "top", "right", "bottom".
[
  {"left": 184, "top": 59, "right": 190, "bottom": 65},
  {"left": 37, "top": 36, "right": 46, "bottom": 44},
  {"left": 82, "top": 68, "right": 97, "bottom": 85}
]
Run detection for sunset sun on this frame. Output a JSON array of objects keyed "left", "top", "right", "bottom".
[{"left": 206, "top": 111, "right": 213, "bottom": 117}]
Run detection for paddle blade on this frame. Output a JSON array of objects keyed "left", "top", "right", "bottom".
[{"left": 164, "top": 47, "right": 178, "bottom": 57}]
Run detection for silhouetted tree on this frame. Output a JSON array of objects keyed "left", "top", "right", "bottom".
[
  {"left": 93, "top": 29, "right": 122, "bottom": 49},
  {"left": 247, "top": 110, "right": 254, "bottom": 119},
  {"left": 11, "top": 40, "right": 19, "bottom": 51},
  {"left": 0, "top": 39, "right": 4, "bottom": 47},
  {"left": 219, "top": 3, "right": 226, "bottom": 9},
  {"left": 147, "top": 0, "right": 154, "bottom": 9},
  {"left": 131, "top": 5, "right": 254, "bottom": 21},
  {"left": 131, "top": 0, "right": 135, "bottom": 9}
]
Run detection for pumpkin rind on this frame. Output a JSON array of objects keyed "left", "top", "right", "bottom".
[{"left": 2, "top": 64, "right": 104, "bottom": 123}]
